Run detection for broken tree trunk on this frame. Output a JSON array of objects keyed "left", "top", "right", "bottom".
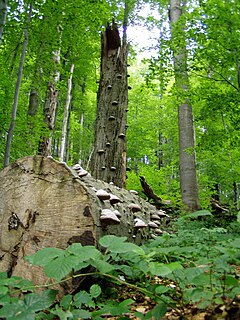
[
  {"left": 90, "top": 20, "right": 129, "bottom": 188},
  {"left": 0, "top": 156, "right": 168, "bottom": 292}
]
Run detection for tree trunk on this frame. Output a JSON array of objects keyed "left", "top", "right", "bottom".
[
  {"left": 60, "top": 63, "right": 74, "bottom": 162},
  {"left": 170, "top": 0, "right": 200, "bottom": 212},
  {"left": 3, "top": 3, "right": 32, "bottom": 167},
  {"left": 0, "top": 0, "right": 7, "bottom": 45},
  {"left": 0, "top": 156, "right": 168, "bottom": 293},
  {"left": 90, "top": 20, "right": 128, "bottom": 188},
  {"left": 38, "top": 46, "right": 61, "bottom": 156}
]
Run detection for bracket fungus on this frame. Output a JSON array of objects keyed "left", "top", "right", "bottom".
[
  {"left": 129, "top": 190, "right": 138, "bottom": 195},
  {"left": 134, "top": 218, "right": 147, "bottom": 228},
  {"left": 100, "top": 209, "right": 120, "bottom": 224},
  {"left": 118, "top": 133, "right": 125, "bottom": 139},
  {"left": 96, "top": 189, "right": 110, "bottom": 201},
  {"left": 112, "top": 209, "right": 121, "bottom": 217},
  {"left": 72, "top": 164, "right": 89, "bottom": 177},
  {"left": 155, "top": 228, "right": 163, "bottom": 235},
  {"left": 152, "top": 220, "right": 161, "bottom": 226},
  {"left": 151, "top": 214, "right": 161, "bottom": 220},
  {"left": 157, "top": 210, "right": 168, "bottom": 217},
  {"left": 148, "top": 221, "right": 158, "bottom": 228},
  {"left": 128, "top": 203, "right": 141, "bottom": 212},
  {"left": 109, "top": 194, "right": 121, "bottom": 205},
  {"left": 72, "top": 164, "right": 81, "bottom": 170},
  {"left": 78, "top": 168, "right": 88, "bottom": 177}
]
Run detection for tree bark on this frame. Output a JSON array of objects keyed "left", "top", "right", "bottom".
[
  {"left": 3, "top": 3, "right": 32, "bottom": 167},
  {"left": 0, "top": 0, "right": 7, "bottom": 45},
  {"left": 170, "top": 0, "right": 200, "bottom": 212},
  {"left": 38, "top": 46, "right": 61, "bottom": 156},
  {"left": 0, "top": 156, "right": 168, "bottom": 292},
  {"left": 60, "top": 63, "right": 74, "bottom": 162},
  {"left": 90, "top": 20, "right": 128, "bottom": 188}
]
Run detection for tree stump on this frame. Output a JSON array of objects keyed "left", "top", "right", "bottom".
[{"left": 0, "top": 156, "right": 167, "bottom": 291}]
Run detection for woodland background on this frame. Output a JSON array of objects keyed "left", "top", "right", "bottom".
[{"left": 0, "top": 0, "right": 240, "bottom": 211}]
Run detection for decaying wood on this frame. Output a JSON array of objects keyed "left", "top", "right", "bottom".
[
  {"left": 90, "top": 21, "right": 128, "bottom": 188},
  {"left": 140, "top": 176, "right": 162, "bottom": 207},
  {"left": 0, "top": 156, "right": 168, "bottom": 293}
]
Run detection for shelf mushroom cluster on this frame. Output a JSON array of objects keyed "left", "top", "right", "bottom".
[
  {"left": 72, "top": 164, "right": 88, "bottom": 177},
  {"left": 72, "top": 163, "right": 170, "bottom": 238},
  {"left": 132, "top": 206, "right": 169, "bottom": 238}
]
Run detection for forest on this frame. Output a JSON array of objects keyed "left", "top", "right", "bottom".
[{"left": 0, "top": 0, "right": 240, "bottom": 319}]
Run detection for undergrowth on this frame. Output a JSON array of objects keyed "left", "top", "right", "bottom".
[{"left": 0, "top": 211, "right": 240, "bottom": 319}]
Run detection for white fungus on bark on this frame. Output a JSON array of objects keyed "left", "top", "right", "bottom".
[
  {"left": 134, "top": 218, "right": 147, "bottom": 228},
  {"left": 96, "top": 189, "right": 110, "bottom": 201},
  {"left": 100, "top": 209, "right": 120, "bottom": 224},
  {"left": 128, "top": 203, "right": 141, "bottom": 212}
]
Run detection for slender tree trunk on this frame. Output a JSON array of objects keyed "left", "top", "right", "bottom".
[
  {"left": 39, "top": 45, "right": 61, "bottom": 156},
  {"left": 4, "top": 3, "right": 32, "bottom": 167},
  {"left": 90, "top": 19, "right": 129, "bottom": 188},
  {"left": 233, "top": 182, "right": 239, "bottom": 209},
  {"left": 0, "top": 0, "right": 7, "bottom": 45},
  {"left": 28, "top": 55, "right": 43, "bottom": 117},
  {"left": 170, "top": 0, "right": 200, "bottom": 211},
  {"left": 60, "top": 63, "right": 74, "bottom": 162}
]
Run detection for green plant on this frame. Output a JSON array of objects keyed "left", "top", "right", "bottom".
[{"left": 0, "top": 218, "right": 240, "bottom": 319}]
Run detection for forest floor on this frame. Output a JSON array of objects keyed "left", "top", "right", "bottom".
[{"left": 98, "top": 277, "right": 240, "bottom": 320}]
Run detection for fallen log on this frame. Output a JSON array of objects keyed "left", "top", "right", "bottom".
[{"left": 0, "top": 156, "right": 168, "bottom": 292}]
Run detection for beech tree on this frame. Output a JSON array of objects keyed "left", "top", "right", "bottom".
[
  {"left": 169, "top": 0, "right": 200, "bottom": 211},
  {"left": 4, "top": 3, "right": 32, "bottom": 167},
  {"left": 60, "top": 63, "right": 74, "bottom": 162},
  {"left": 0, "top": 0, "right": 7, "bottom": 45}
]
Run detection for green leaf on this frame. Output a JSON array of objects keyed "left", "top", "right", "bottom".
[
  {"left": 73, "top": 291, "right": 92, "bottom": 308},
  {"left": 67, "top": 244, "right": 102, "bottom": 261},
  {"left": 51, "top": 305, "right": 73, "bottom": 320},
  {"left": 90, "top": 259, "right": 115, "bottom": 273},
  {"left": 0, "top": 272, "right": 8, "bottom": 279},
  {"left": 100, "top": 235, "right": 144, "bottom": 254},
  {"left": 237, "top": 212, "right": 240, "bottom": 223},
  {"left": 110, "top": 299, "right": 134, "bottom": 316},
  {"left": 0, "top": 290, "right": 56, "bottom": 320},
  {"left": 0, "top": 300, "right": 34, "bottom": 320},
  {"left": 155, "top": 285, "right": 172, "bottom": 294},
  {"left": 25, "top": 289, "right": 57, "bottom": 312},
  {"left": 60, "top": 294, "right": 72, "bottom": 308},
  {"left": 148, "top": 302, "right": 167, "bottom": 319},
  {"left": 90, "top": 284, "right": 101, "bottom": 298},
  {"left": 166, "top": 262, "right": 183, "bottom": 271},
  {"left": 181, "top": 210, "right": 212, "bottom": 219},
  {"left": 99, "top": 235, "right": 127, "bottom": 248},
  {"left": 44, "top": 254, "right": 78, "bottom": 280},
  {"left": 25, "top": 248, "right": 65, "bottom": 266},
  {"left": 223, "top": 275, "right": 239, "bottom": 286},
  {"left": 191, "top": 273, "right": 211, "bottom": 286},
  {"left": 0, "top": 286, "right": 8, "bottom": 295},
  {"left": 184, "top": 288, "right": 206, "bottom": 303},
  {"left": 71, "top": 309, "right": 92, "bottom": 319},
  {"left": 230, "top": 238, "right": 240, "bottom": 248},
  {"left": 149, "top": 262, "right": 173, "bottom": 277}
]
